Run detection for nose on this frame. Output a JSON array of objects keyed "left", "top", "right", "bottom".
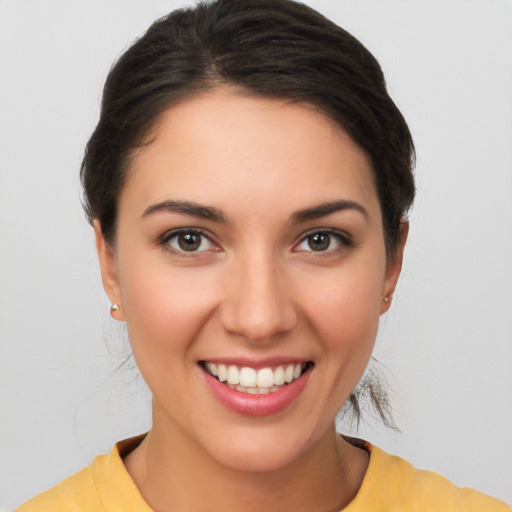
[{"left": 219, "top": 252, "right": 298, "bottom": 343}]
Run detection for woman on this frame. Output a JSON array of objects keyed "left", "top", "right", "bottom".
[{"left": 14, "top": 0, "right": 510, "bottom": 510}]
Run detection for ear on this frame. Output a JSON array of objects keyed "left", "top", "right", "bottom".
[
  {"left": 94, "top": 220, "right": 125, "bottom": 321},
  {"left": 380, "top": 220, "right": 409, "bottom": 314}
]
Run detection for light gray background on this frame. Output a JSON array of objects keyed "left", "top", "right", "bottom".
[{"left": 1, "top": 0, "right": 511, "bottom": 509}]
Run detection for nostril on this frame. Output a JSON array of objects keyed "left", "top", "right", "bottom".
[{"left": 220, "top": 300, "right": 298, "bottom": 342}]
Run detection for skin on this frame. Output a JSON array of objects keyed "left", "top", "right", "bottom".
[{"left": 95, "top": 88, "right": 407, "bottom": 511}]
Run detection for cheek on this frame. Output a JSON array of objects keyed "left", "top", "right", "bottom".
[
  {"left": 300, "top": 259, "right": 385, "bottom": 366},
  {"left": 116, "top": 260, "right": 223, "bottom": 418},
  {"left": 117, "top": 252, "right": 218, "bottom": 361}
]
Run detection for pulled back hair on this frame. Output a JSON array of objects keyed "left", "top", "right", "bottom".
[{"left": 81, "top": 0, "right": 415, "bottom": 426}]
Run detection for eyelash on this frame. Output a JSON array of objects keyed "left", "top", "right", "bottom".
[
  {"left": 293, "top": 229, "right": 353, "bottom": 255},
  {"left": 159, "top": 228, "right": 353, "bottom": 257},
  {"left": 160, "top": 228, "right": 218, "bottom": 257}
]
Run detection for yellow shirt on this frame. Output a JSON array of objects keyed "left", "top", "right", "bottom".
[{"left": 17, "top": 436, "right": 510, "bottom": 512}]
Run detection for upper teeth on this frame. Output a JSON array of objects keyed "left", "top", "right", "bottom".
[{"left": 205, "top": 363, "right": 304, "bottom": 388}]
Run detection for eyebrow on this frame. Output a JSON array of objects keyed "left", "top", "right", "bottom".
[
  {"left": 142, "top": 198, "right": 369, "bottom": 224},
  {"left": 142, "top": 200, "right": 228, "bottom": 223},
  {"left": 291, "top": 200, "right": 369, "bottom": 223}
]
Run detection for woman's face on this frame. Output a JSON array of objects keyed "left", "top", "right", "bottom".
[{"left": 96, "top": 88, "right": 404, "bottom": 472}]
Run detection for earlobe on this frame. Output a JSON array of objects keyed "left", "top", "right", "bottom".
[
  {"left": 93, "top": 220, "right": 125, "bottom": 321},
  {"left": 380, "top": 220, "right": 409, "bottom": 314}
]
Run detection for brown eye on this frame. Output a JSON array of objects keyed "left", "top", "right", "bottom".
[
  {"left": 178, "top": 233, "right": 201, "bottom": 251},
  {"left": 296, "top": 230, "right": 352, "bottom": 253},
  {"left": 308, "top": 233, "right": 331, "bottom": 251},
  {"left": 165, "top": 230, "right": 214, "bottom": 253}
]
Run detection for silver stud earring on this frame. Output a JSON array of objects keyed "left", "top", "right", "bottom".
[
  {"left": 383, "top": 297, "right": 390, "bottom": 303},
  {"left": 110, "top": 304, "right": 120, "bottom": 313}
]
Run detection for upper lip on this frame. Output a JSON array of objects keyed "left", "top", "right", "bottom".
[{"left": 198, "top": 357, "right": 312, "bottom": 370}]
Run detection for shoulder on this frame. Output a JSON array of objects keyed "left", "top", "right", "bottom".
[
  {"left": 350, "top": 441, "right": 510, "bottom": 512},
  {"left": 16, "top": 436, "right": 150, "bottom": 512},
  {"left": 15, "top": 465, "right": 102, "bottom": 512}
]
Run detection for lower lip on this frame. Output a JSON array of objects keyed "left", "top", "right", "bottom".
[{"left": 202, "top": 367, "right": 311, "bottom": 417}]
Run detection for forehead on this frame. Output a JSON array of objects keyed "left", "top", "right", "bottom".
[{"left": 121, "top": 88, "right": 380, "bottom": 220}]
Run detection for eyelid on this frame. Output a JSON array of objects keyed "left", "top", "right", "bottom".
[
  {"left": 158, "top": 227, "right": 352, "bottom": 256},
  {"left": 293, "top": 228, "right": 353, "bottom": 253},
  {"left": 159, "top": 227, "right": 220, "bottom": 255}
]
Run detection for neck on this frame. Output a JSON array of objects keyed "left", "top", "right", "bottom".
[{"left": 124, "top": 409, "right": 368, "bottom": 512}]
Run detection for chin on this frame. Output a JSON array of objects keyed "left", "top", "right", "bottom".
[
  {"left": 208, "top": 440, "right": 306, "bottom": 473},
  {"left": 198, "top": 421, "right": 324, "bottom": 474}
]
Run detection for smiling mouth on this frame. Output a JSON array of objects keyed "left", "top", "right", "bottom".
[{"left": 199, "top": 361, "right": 314, "bottom": 394}]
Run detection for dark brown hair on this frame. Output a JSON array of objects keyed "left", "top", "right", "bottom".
[{"left": 80, "top": 0, "right": 415, "bottom": 426}]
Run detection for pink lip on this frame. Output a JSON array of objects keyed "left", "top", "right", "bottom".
[
  {"left": 201, "top": 357, "right": 308, "bottom": 370},
  {"left": 202, "top": 366, "right": 312, "bottom": 417}
]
